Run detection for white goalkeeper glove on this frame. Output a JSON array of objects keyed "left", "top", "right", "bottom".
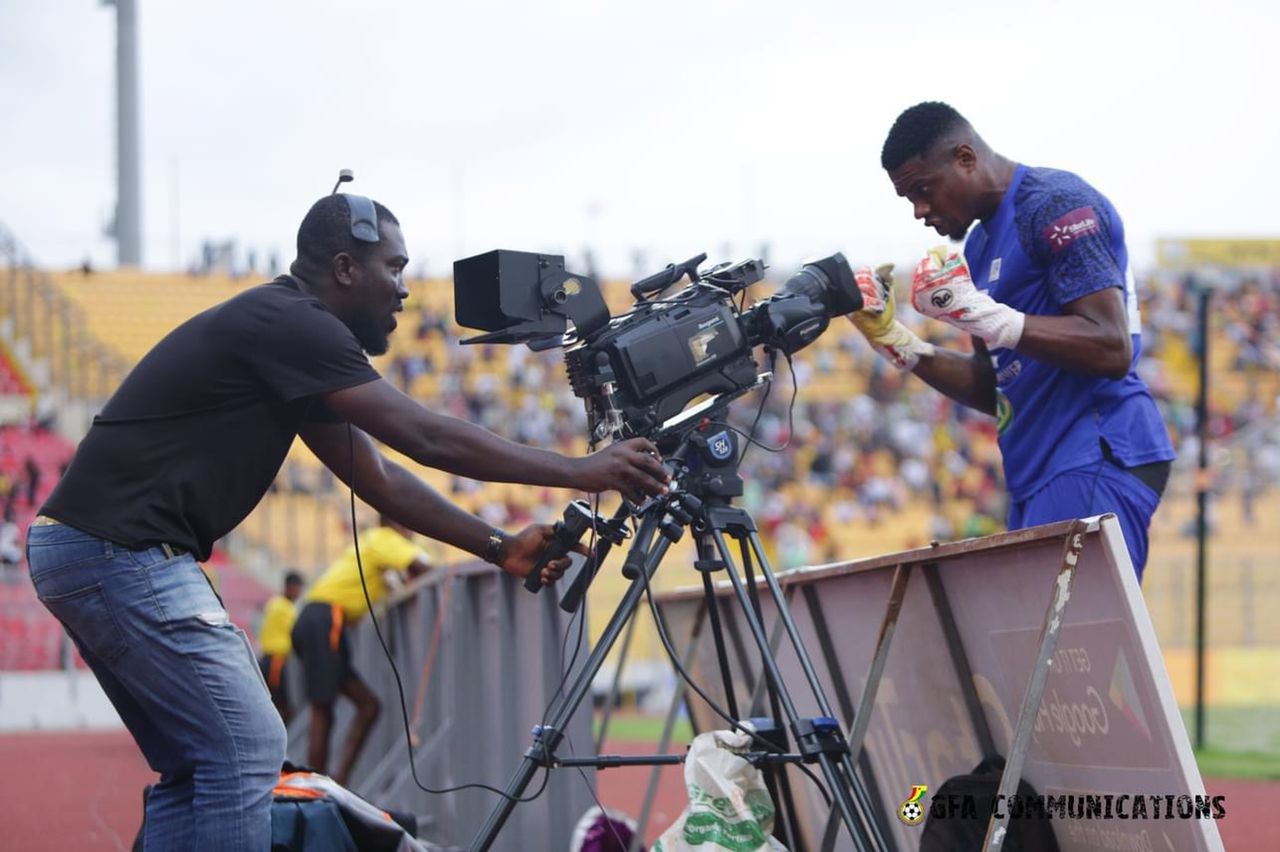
[{"left": 910, "top": 248, "right": 1025, "bottom": 351}]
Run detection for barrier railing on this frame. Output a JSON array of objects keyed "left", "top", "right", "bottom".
[
  {"left": 638, "top": 517, "right": 1224, "bottom": 852},
  {"left": 282, "top": 560, "right": 595, "bottom": 851}
]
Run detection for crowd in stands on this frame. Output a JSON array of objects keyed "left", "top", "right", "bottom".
[
  {"left": 2, "top": 264, "right": 1277, "bottom": 669},
  {"left": 0, "top": 417, "right": 77, "bottom": 669},
  {"left": 355, "top": 269, "right": 1280, "bottom": 569}
]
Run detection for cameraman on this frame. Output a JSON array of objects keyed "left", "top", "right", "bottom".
[
  {"left": 848, "top": 102, "right": 1174, "bottom": 578},
  {"left": 27, "top": 193, "right": 669, "bottom": 851}
]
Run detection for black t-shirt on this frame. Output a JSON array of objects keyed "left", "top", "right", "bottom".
[{"left": 43, "top": 277, "right": 379, "bottom": 560}]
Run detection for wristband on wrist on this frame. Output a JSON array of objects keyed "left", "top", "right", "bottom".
[{"left": 483, "top": 529, "right": 508, "bottom": 565}]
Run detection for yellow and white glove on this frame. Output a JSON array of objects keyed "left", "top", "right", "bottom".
[
  {"left": 911, "top": 248, "right": 1025, "bottom": 351},
  {"left": 847, "top": 264, "right": 936, "bottom": 370}
]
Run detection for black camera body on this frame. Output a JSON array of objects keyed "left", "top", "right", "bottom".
[
  {"left": 564, "top": 283, "right": 758, "bottom": 438},
  {"left": 453, "top": 249, "right": 861, "bottom": 446}
]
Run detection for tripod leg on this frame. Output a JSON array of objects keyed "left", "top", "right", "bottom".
[
  {"left": 700, "top": 568, "right": 743, "bottom": 721},
  {"left": 742, "top": 530, "right": 894, "bottom": 851},
  {"left": 469, "top": 519, "right": 674, "bottom": 852},
  {"left": 707, "top": 525, "right": 884, "bottom": 851},
  {"left": 737, "top": 537, "right": 807, "bottom": 852},
  {"left": 629, "top": 599, "right": 707, "bottom": 852}
]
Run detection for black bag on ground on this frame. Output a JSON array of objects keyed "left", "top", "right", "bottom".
[
  {"left": 919, "top": 755, "right": 1061, "bottom": 852},
  {"left": 131, "top": 763, "right": 425, "bottom": 852}
]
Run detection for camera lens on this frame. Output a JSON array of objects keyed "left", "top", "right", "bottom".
[
  {"left": 781, "top": 253, "right": 861, "bottom": 317},
  {"left": 743, "top": 252, "right": 863, "bottom": 356}
]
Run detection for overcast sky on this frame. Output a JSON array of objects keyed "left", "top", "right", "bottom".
[{"left": 3, "top": 0, "right": 1278, "bottom": 280}]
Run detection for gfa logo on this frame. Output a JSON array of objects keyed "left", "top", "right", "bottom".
[{"left": 898, "top": 785, "right": 928, "bottom": 825}]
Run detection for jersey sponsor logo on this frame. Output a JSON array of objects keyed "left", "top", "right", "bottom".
[
  {"left": 1044, "top": 206, "right": 1100, "bottom": 253},
  {"left": 996, "top": 358, "right": 1023, "bottom": 385},
  {"left": 996, "top": 389, "right": 1014, "bottom": 435},
  {"left": 988, "top": 257, "right": 1002, "bottom": 283}
]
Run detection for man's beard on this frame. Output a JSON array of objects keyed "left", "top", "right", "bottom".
[{"left": 349, "top": 312, "right": 391, "bottom": 356}]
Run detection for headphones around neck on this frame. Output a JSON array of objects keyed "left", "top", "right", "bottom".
[{"left": 331, "top": 169, "right": 380, "bottom": 244}]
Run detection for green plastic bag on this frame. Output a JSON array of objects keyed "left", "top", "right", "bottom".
[{"left": 653, "top": 730, "right": 787, "bottom": 852}]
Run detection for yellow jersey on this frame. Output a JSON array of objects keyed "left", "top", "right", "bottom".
[
  {"left": 258, "top": 594, "right": 297, "bottom": 656},
  {"left": 305, "top": 526, "right": 428, "bottom": 621}
]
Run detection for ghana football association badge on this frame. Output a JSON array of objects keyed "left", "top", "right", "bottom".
[{"left": 898, "top": 785, "right": 928, "bottom": 825}]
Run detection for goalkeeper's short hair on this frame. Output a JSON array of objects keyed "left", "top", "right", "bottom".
[{"left": 881, "top": 101, "right": 970, "bottom": 172}]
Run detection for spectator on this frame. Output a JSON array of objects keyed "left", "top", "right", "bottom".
[
  {"left": 0, "top": 510, "right": 21, "bottom": 569},
  {"left": 257, "top": 570, "right": 305, "bottom": 725},
  {"left": 291, "top": 517, "right": 431, "bottom": 784}
]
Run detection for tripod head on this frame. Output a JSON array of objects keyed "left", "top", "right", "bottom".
[{"left": 522, "top": 379, "right": 768, "bottom": 611}]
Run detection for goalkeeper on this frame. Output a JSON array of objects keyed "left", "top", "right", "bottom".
[{"left": 848, "top": 101, "right": 1174, "bottom": 579}]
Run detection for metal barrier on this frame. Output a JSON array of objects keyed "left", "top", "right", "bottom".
[
  {"left": 283, "top": 560, "right": 595, "bottom": 851},
  {"left": 641, "top": 518, "right": 1223, "bottom": 852}
]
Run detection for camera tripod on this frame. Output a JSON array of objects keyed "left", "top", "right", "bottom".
[{"left": 470, "top": 420, "right": 891, "bottom": 851}]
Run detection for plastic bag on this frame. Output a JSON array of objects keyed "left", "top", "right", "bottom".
[{"left": 652, "top": 730, "right": 786, "bottom": 852}]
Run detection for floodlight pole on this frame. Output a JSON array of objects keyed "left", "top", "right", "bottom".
[{"left": 104, "top": 0, "right": 143, "bottom": 267}]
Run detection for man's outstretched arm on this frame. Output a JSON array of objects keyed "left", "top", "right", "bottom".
[
  {"left": 298, "top": 420, "right": 568, "bottom": 585},
  {"left": 321, "top": 377, "right": 667, "bottom": 503}
]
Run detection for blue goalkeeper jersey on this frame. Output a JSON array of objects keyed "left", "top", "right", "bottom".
[{"left": 962, "top": 165, "right": 1175, "bottom": 501}]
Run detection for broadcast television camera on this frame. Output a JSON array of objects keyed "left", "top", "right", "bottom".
[{"left": 452, "top": 249, "right": 863, "bottom": 450}]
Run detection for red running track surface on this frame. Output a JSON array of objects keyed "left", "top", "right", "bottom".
[{"left": 0, "top": 730, "right": 1274, "bottom": 850}]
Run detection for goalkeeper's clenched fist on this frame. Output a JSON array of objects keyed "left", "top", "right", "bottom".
[
  {"left": 847, "top": 247, "right": 1029, "bottom": 370},
  {"left": 910, "top": 248, "right": 1025, "bottom": 351},
  {"left": 846, "top": 263, "right": 936, "bottom": 370}
]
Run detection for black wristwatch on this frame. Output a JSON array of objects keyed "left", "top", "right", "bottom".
[{"left": 484, "top": 529, "right": 508, "bottom": 565}]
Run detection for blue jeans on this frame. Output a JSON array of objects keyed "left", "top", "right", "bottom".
[{"left": 27, "top": 522, "right": 286, "bottom": 851}]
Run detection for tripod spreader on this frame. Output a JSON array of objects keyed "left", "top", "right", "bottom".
[
  {"left": 521, "top": 724, "right": 566, "bottom": 767},
  {"left": 793, "top": 716, "right": 852, "bottom": 761},
  {"left": 556, "top": 751, "right": 814, "bottom": 770},
  {"left": 530, "top": 712, "right": 828, "bottom": 773},
  {"left": 513, "top": 712, "right": 836, "bottom": 773}
]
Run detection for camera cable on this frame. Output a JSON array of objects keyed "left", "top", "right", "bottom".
[
  {"left": 345, "top": 424, "right": 552, "bottom": 802},
  {"left": 631, "top": 537, "right": 834, "bottom": 807},
  {"left": 737, "top": 351, "right": 774, "bottom": 465},
  {"left": 738, "top": 349, "right": 801, "bottom": 464}
]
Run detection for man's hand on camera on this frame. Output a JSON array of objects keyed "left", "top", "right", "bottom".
[
  {"left": 499, "top": 524, "right": 585, "bottom": 587},
  {"left": 572, "top": 437, "right": 669, "bottom": 502},
  {"left": 911, "top": 248, "right": 1024, "bottom": 350},
  {"left": 846, "top": 264, "right": 936, "bottom": 370}
]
